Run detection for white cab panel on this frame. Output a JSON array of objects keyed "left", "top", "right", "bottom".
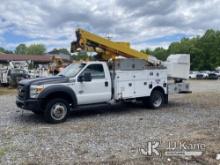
[{"left": 74, "top": 79, "right": 111, "bottom": 105}]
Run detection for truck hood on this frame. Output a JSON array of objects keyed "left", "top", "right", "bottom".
[{"left": 19, "top": 76, "right": 69, "bottom": 86}]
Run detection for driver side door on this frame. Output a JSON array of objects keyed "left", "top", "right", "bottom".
[{"left": 75, "top": 64, "right": 111, "bottom": 105}]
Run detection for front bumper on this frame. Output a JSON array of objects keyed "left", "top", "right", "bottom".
[{"left": 16, "top": 97, "right": 43, "bottom": 112}]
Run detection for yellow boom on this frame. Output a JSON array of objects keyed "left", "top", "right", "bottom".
[{"left": 71, "top": 28, "right": 149, "bottom": 61}]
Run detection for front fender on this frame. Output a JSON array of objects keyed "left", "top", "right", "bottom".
[{"left": 38, "top": 85, "right": 77, "bottom": 104}]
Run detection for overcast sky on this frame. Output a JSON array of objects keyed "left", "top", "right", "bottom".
[{"left": 0, "top": 0, "right": 220, "bottom": 52}]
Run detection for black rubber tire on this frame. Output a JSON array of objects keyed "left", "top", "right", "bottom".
[
  {"left": 44, "top": 98, "right": 70, "bottom": 124},
  {"left": 143, "top": 90, "right": 165, "bottom": 109}
]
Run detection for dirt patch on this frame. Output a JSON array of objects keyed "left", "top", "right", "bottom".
[{"left": 0, "top": 87, "right": 16, "bottom": 96}]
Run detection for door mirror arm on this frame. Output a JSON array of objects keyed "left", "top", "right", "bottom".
[
  {"left": 78, "top": 75, "right": 83, "bottom": 82},
  {"left": 78, "top": 73, "right": 92, "bottom": 82}
]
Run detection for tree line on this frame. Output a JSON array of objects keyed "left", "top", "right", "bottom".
[
  {"left": 141, "top": 29, "right": 220, "bottom": 70},
  {"left": 0, "top": 44, "right": 71, "bottom": 56},
  {"left": 15, "top": 44, "right": 46, "bottom": 55},
  {"left": 0, "top": 47, "right": 13, "bottom": 54},
  {"left": 1, "top": 29, "right": 220, "bottom": 70}
]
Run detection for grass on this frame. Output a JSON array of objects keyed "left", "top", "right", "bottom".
[
  {"left": 0, "top": 87, "right": 16, "bottom": 95},
  {"left": 0, "top": 148, "right": 7, "bottom": 158}
]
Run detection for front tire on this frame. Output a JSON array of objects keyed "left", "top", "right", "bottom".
[{"left": 44, "top": 98, "right": 70, "bottom": 123}]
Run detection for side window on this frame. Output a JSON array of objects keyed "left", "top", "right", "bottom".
[{"left": 82, "top": 64, "right": 105, "bottom": 79}]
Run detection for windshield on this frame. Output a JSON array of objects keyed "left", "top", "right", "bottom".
[{"left": 58, "top": 63, "right": 86, "bottom": 77}]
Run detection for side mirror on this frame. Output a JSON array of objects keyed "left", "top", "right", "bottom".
[
  {"left": 78, "top": 72, "right": 92, "bottom": 82},
  {"left": 78, "top": 75, "right": 83, "bottom": 82},
  {"left": 84, "top": 72, "right": 92, "bottom": 82}
]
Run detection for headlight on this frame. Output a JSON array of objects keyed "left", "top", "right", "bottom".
[{"left": 30, "top": 85, "right": 44, "bottom": 98}]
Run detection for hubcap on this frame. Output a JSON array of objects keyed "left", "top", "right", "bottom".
[
  {"left": 51, "top": 103, "right": 67, "bottom": 120},
  {"left": 152, "top": 93, "right": 162, "bottom": 107}
]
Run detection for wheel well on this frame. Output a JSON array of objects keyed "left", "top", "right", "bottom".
[
  {"left": 151, "top": 86, "right": 165, "bottom": 95},
  {"left": 44, "top": 92, "right": 74, "bottom": 107}
]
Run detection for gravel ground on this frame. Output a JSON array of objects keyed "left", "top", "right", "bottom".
[{"left": 0, "top": 80, "right": 220, "bottom": 164}]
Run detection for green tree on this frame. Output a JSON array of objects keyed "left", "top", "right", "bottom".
[
  {"left": 141, "top": 48, "right": 153, "bottom": 55},
  {"left": 48, "top": 48, "right": 71, "bottom": 55},
  {"left": 142, "top": 29, "right": 220, "bottom": 70},
  {"left": 72, "top": 52, "right": 90, "bottom": 61},
  {"left": 0, "top": 47, "right": 5, "bottom": 53},
  {"left": 153, "top": 47, "right": 168, "bottom": 61},
  {"left": 0, "top": 47, "right": 13, "bottom": 54},
  {"left": 26, "top": 44, "right": 46, "bottom": 55},
  {"left": 15, "top": 44, "right": 27, "bottom": 54}
]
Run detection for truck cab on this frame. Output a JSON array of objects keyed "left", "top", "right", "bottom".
[
  {"left": 16, "top": 61, "right": 113, "bottom": 123},
  {"left": 62, "top": 61, "right": 112, "bottom": 105}
]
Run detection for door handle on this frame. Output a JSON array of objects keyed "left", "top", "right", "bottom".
[{"left": 105, "top": 81, "right": 108, "bottom": 87}]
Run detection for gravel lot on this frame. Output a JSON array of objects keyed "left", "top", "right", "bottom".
[{"left": 0, "top": 80, "right": 220, "bottom": 164}]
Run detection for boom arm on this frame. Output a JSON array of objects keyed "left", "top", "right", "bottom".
[{"left": 71, "top": 28, "right": 149, "bottom": 61}]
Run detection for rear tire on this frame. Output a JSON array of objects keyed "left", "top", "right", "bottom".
[
  {"left": 44, "top": 98, "right": 70, "bottom": 124},
  {"left": 143, "top": 90, "right": 165, "bottom": 109}
]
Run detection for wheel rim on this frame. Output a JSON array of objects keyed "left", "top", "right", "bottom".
[
  {"left": 50, "top": 103, "right": 67, "bottom": 120},
  {"left": 152, "top": 93, "right": 162, "bottom": 107}
]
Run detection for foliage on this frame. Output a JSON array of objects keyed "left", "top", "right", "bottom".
[
  {"left": 26, "top": 44, "right": 46, "bottom": 55},
  {"left": 142, "top": 29, "right": 220, "bottom": 70},
  {"left": 0, "top": 47, "right": 13, "bottom": 54},
  {"left": 15, "top": 44, "right": 27, "bottom": 54},
  {"left": 48, "top": 48, "right": 71, "bottom": 56},
  {"left": 14, "top": 44, "right": 46, "bottom": 55},
  {"left": 72, "top": 52, "right": 90, "bottom": 61}
]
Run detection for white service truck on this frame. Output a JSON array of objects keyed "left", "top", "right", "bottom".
[
  {"left": 0, "top": 61, "right": 29, "bottom": 86},
  {"left": 16, "top": 55, "right": 190, "bottom": 123},
  {"left": 16, "top": 28, "right": 191, "bottom": 123}
]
